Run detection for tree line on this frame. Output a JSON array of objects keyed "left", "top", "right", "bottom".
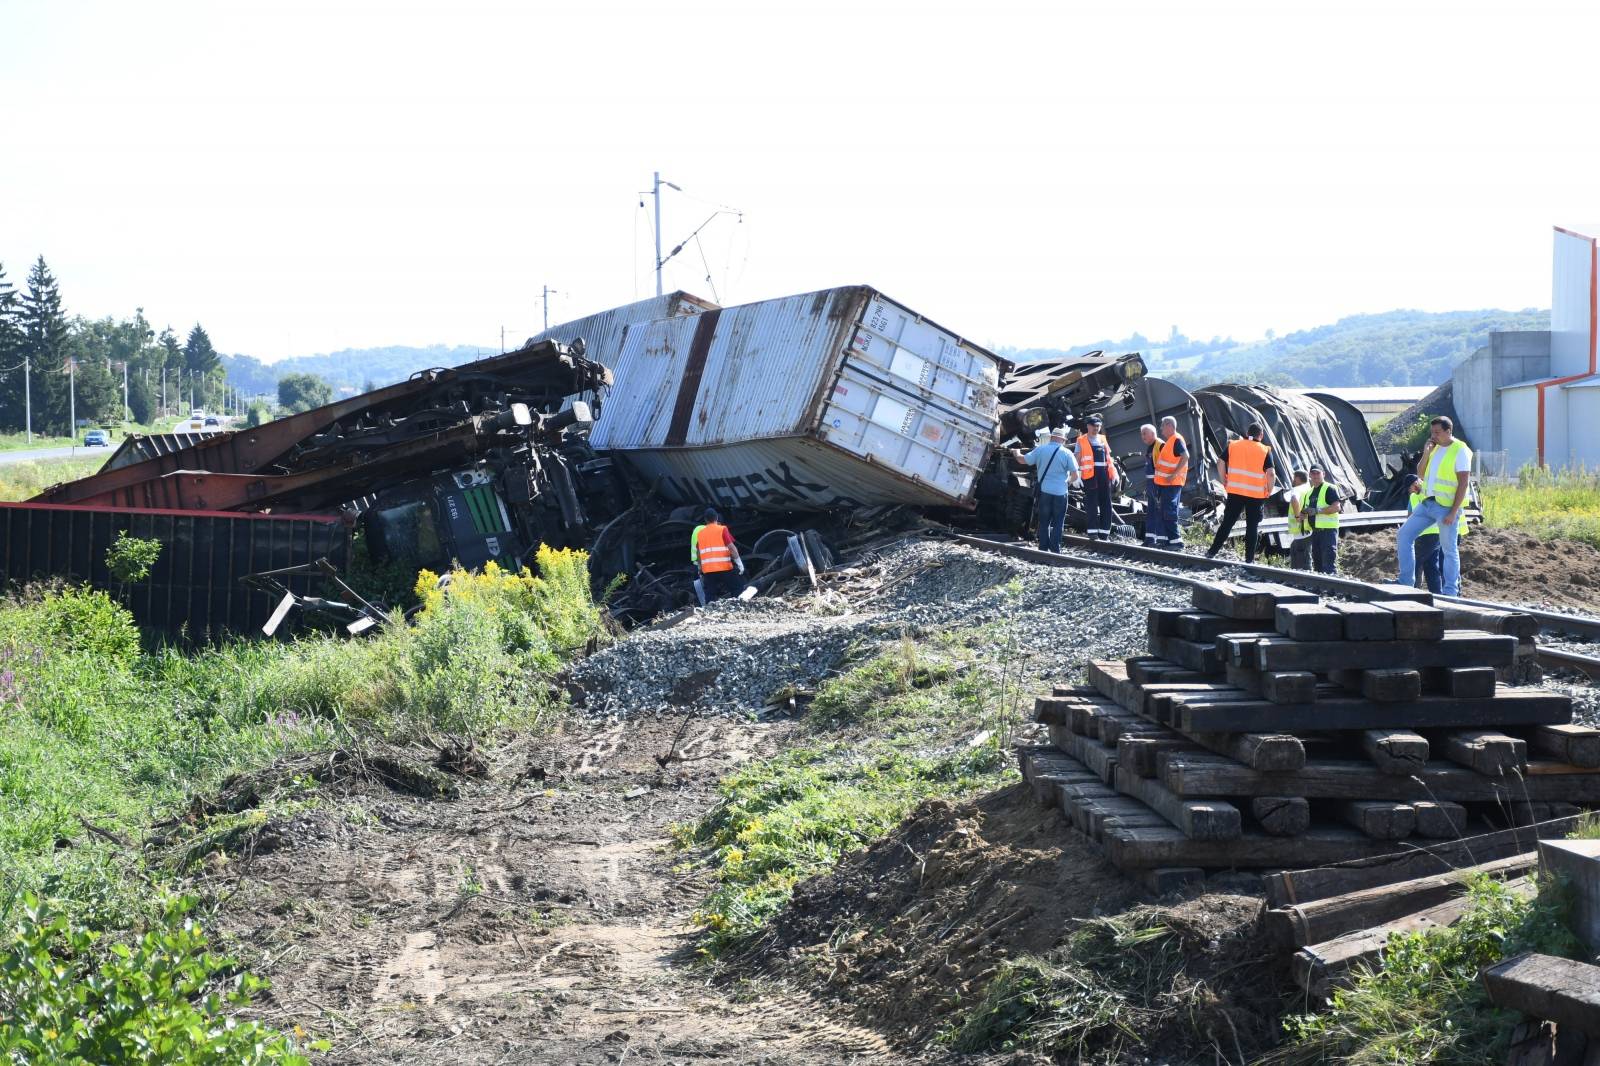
[{"left": 0, "top": 256, "right": 235, "bottom": 436}]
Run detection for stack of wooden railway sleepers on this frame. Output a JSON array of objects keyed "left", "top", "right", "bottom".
[{"left": 1017, "top": 578, "right": 1600, "bottom": 953}]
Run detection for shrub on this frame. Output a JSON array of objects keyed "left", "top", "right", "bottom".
[
  {"left": 0, "top": 892, "right": 318, "bottom": 1064},
  {"left": 106, "top": 533, "right": 163, "bottom": 587},
  {"left": 0, "top": 587, "right": 141, "bottom": 668}
]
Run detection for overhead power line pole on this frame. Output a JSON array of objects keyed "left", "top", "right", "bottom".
[
  {"left": 23, "top": 356, "right": 30, "bottom": 444},
  {"left": 542, "top": 285, "right": 560, "bottom": 331},
  {"left": 651, "top": 171, "right": 681, "bottom": 297}
]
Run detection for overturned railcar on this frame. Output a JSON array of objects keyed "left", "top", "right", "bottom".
[{"left": 590, "top": 286, "right": 1004, "bottom": 511}]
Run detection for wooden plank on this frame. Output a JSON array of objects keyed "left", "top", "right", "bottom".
[
  {"left": 1053, "top": 725, "right": 1119, "bottom": 784},
  {"left": 1151, "top": 635, "right": 1224, "bottom": 675},
  {"left": 1438, "top": 604, "right": 1540, "bottom": 640},
  {"left": 1207, "top": 731, "right": 1307, "bottom": 772},
  {"left": 1268, "top": 851, "right": 1536, "bottom": 947},
  {"left": 1114, "top": 767, "right": 1241, "bottom": 840},
  {"left": 1331, "top": 668, "right": 1422, "bottom": 703},
  {"left": 1530, "top": 724, "right": 1600, "bottom": 769},
  {"left": 1275, "top": 603, "right": 1345, "bottom": 641},
  {"left": 1413, "top": 801, "right": 1468, "bottom": 839},
  {"left": 1482, "top": 953, "right": 1600, "bottom": 1038},
  {"left": 1422, "top": 666, "right": 1498, "bottom": 698},
  {"left": 1261, "top": 816, "right": 1585, "bottom": 908},
  {"left": 1191, "top": 582, "right": 1276, "bottom": 620},
  {"left": 1367, "top": 582, "right": 1434, "bottom": 604},
  {"left": 1251, "top": 796, "right": 1311, "bottom": 836},
  {"left": 1375, "top": 599, "right": 1446, "bottom": 641},
  {"left": 1118, "top": 734, "right": 1203, "bottom": 777},
  {"left": 1442, "top": 730, "right": 1528, "bottom": 776},
  {"left": 1177, "top": 612, "right": 1272, "bottom": 643},
  {"left": 1252, "top": 632, "right": 1517, "bottom": 672},
  {"left": 1361, "top": 729, "right": 1430, "bottom": 775},
  {"left": 1329, "top": 601, "right": 1397, "bottom": 641},
  {"left": 1103, "top": 824, "right": 1418, "bottom": 870},
  {"left": 1295, "top": 880, "right": 1535, "bottom": 997},
  {"left": 1227, "top": 663, "right": 1317, "bottom": 704},
  {"left": 1159, "top": 752, "right": 1600, "bottom": 803},
  {"left": 1337, "top": 800, "right": 1417, "bottom": 840},
  {"left": 1140, "top": 867, "right": 1206, "bottom": 895},
  {"left": 1147, "top": 606, "right": 1186, "bottom": 638},
  {"left": 1173, "top": 688, "right": 1570, "bottom": 734},
  {"left": 1127, "top": 659, "right": 1208, "bottom": 685}
]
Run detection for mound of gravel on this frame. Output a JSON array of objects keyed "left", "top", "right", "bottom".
[{"left": 568, "top": 538, "right": 1190, "bottom": 717}]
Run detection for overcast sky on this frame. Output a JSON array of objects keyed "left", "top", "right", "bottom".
[{"left": 2, "top": 0, "right": 1595, "bottom": 362}]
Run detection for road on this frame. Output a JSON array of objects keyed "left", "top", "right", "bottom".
[{"left": 0, "top": 445, "right": 104, "bottom": 465}]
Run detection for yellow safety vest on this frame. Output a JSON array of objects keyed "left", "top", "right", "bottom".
[
  {"left": 1307, "top": 482, "right": 1339, "bottom": 530},
  {"left": 1426, "top": 439, "right": 1468, "bottom": 508}
]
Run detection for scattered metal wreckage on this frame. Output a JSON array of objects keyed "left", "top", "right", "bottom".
[{"left": 0, "top": 285, "right": 1414, "bottom": 638}]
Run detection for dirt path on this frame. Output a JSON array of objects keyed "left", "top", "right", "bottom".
[{"left": 213, "top": 717, "right": 919, "bottom": 1065}]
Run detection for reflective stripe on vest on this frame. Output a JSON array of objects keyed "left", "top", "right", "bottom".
[
  {"left": 696, "top": 522, "right": 734, "bottom": 573},
  {"left": 1287, "top": 484, "right": 1312, "bottom": 536},
  {"left": 1308, "top": 482, "right": 1339, "bottom": 529},
  {"left": 1224, "top": 439, "right": 1271, "bottom": 499},
  {"left": 1076, "top": 434, "right": 1098, "bottom": 480},
  {"left": 1153, "top": 433, "right": 1187, "bottom": 487},
  {"left": 1427, "top": 439, "right": 1467, "bottom": 507}
]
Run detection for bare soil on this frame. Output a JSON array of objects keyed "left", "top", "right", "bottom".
[
  {"left": 1337, "top": 526, "right": 1600, "bottom": 612},
  {"left": 202, "top": 717, "right": 934, "bottom": 1065},
  {"left": 741, "top": 785, "right": 1287, "bottom": 1064}
]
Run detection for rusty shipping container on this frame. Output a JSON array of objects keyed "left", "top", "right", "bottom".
[
  {"left": 591, "top": 286, "right": 1003, "bottom": 511},
  {"left": 524, "top": 290, "right": 719, "bottom": 362}
]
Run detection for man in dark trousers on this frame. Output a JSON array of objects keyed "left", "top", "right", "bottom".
[
  {"left": 1206, "top": 423, "right": 1278, "bottom": 563},
  {"left": 691, "top": 508, "right": 744, "bottom": 602},
  {"left": 1011, "top": 425, "right": 1079, "bottom": 552},
  {"left": 1074, "top": 414, "right": 1118, "bottom": 541},
  {"left": 1303, "top": 464, "right": 1342, "bottom": 574}
]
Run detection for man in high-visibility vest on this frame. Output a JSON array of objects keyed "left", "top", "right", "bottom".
[
  {"left": 1304, "top": 463, "right": 1342, "bottom": 574},
  {"left": 1205, "top": 422, "right": 1279, "bottom": 563},
  {"left": 691, "top": 507, "right": 744, "bottom": 602},
  {"left": 1396, "top": 416, "right": 1473, "bottom": 596},
  {"left": 1075, "top": 413, "right": 1118, "bottom": 540},
  {"left": 1284, "top": 469, "right": 1312, "bottom": 570},
  {"left": 1403, "top": 471, "right": 1469, "bottom": 594},
  {"left": 1151, "top": 415, "right": 1189, "bottom": 548}
]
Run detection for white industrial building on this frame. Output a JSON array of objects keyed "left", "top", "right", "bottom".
[{"left": 1454, "top": 225, "right": 1600, "bottom": 471}]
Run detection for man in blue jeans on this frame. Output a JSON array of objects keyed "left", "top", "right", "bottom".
[
  {"left": 1396, "top": 416, "right": 1473, "bottom": 596},
  {"left": 1012, "top": 426, "right": 1080, "bottom": 552}
]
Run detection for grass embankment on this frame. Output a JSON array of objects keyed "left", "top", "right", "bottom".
[
  {"left": 677, "top": 632, "right": 1023, "bottom": 957},
  {"left": 0, "top": 549, "right": 603, "bottom": 1061},
  {"left": 0, "top": 457, "right": 107, "bottom": 501},
  {"left": 1482, "top": 465, "right": 1600, "bottom": 548},
  {"left": 0, "top": 419, "right": 189, "bottom": 454}
]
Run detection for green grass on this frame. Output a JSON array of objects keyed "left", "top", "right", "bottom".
[
  {"left": 0, "top": 549, "right": 605, "bottom": 1057},
  {"left": 1481, "top": 465, "right": 1600, "bottom": 548},
  {"left": 1273, "top": 874, "right": 1581, "bottom": 1065},
  {"left": 675, "top": 632, "right": 1020, "bottom": 957},
  {"left": 0, "top": 457, "right": 107, "bottom": 501},
  {"left": 0, "top": 418, "right": 187, "bottom": 454}
]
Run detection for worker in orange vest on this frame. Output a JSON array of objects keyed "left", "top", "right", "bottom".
[
  {"left": 1075, "top": 413, "right": 1119, "bottom": 540},
  {"left": 1150, "top": 415, "right": 1189, "bottom": 548},
  {"left": 1205, "top": 422, "right": 1279, "bottom": 563},
  {"left": 691, "top": 508, "right": 745, "bottom": 602}
]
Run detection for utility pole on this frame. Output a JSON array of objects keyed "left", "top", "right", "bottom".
[
  {"left": 122, "top": 361, "right": 129, "bottom": 423},
  {"left": 542, "top": 285, "right": 560, "bottom": 331},
  {"left": 650, "top": 171, "right": 681, "bottom": 297},
  {"left": 501, "top": 326, "right": 506, "bottom": 354},
  {"left": 23, "top": 356, "right": 30, "bottom": 444},
  {"left": 68, "top": 358, "right": 75, "bottom": 447},
  {"left": 160, "top": 365, "right": 166, "bottom": 419}
]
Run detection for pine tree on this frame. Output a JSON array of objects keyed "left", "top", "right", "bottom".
[
  {"left": 20, "top": 257, "right": 71, "bottom": 434},
  {"left": 184, "top": 324, "right": 220, "bottom": 410},
  {"left": 0, "top": 262, "right": 24, "bottom": 432}
]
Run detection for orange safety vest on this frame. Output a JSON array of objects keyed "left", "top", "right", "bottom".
[
  {"left": 1153, "top": 433, "right": 1187, "bottom": 487},
  {"left": 695, "top": 522, "right": 735, "bottom": 573},
  {"left": 1224, "top": 438, "right": 1271, "bottom": 499},
  {"left": 1076, "top": 434, "right": 1101, "bottom": 481}
]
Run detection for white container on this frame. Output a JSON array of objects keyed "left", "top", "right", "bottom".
[
  {"left": 524, "top": 291, "right": 719, "bottom": 365},
  {"left": 591, "top": 286, "right": 1002, "bottom": 510}
]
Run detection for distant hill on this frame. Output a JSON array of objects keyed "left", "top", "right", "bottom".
[
  {"left": 1000, "top": 308, "right": 1551, "bottom": 390},
  {"left": 221, "top": 344, "right": 495, "bottom": 397},
  {"left": 226, "top": 308, "right": 1554, "bottom": 399}
]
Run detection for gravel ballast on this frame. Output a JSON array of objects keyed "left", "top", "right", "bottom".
[{"left": 569, "top": 537, "right": 1190, "bottom": 717}]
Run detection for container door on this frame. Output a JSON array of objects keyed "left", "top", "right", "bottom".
[{"left": 817, "top": 294, "right": 1000, "bottom": 503}]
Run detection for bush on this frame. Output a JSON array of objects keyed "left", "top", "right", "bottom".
[
  {"left": 106, "top": 533, "right": 163, "bottom": 587},
  {"left": 0, "top": 892, "right": 317, "bottom": 1064},
  {"left": 1481, "top": 464, "right": 1600, "bottom": 548},
  {"left": 0, "top": 587, "right": 141, "bottom": 668}
]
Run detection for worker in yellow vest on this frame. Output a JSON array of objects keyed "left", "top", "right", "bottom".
[
  {"left": 690, "top": 508, "right": 744, "bottom": 602},
  {"left": 1205, "top": 422, "right": 1279, "bottom": 563},
  {"left": 1396, "top": 416, "right": 1473, "bottom": 596},
  {"left": 1304, "top": 463, "right": 1342, "bottom": 574},
  {"left": 1284, "top": 470, "right": 1312, "bottom": 570},
  {"left": 1404, "top": 472, "right": 1468, "bottom": 593}
]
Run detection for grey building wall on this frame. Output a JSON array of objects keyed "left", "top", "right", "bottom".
[{"left": 1451, "top": 330, "right": 1550, "bottom": 451}]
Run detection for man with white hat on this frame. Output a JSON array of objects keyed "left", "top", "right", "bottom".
[{"left": 1011, "top": 425, "right": 1080, "bottom": 553}]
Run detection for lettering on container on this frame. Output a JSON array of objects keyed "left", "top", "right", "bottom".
[{"left": 662, "top": 460, "right": 864, "bottom": 510}]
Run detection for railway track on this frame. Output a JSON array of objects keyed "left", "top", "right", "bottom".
[{"left": 947, "top": 531, "right": 1600, "bottom": 681}]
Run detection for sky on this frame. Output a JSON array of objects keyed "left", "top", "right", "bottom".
[{"left": 2, "top": 0, "right": 1597, "bottom": 362}]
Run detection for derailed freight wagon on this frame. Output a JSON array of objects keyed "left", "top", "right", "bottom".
[{"left": 590, "top": 286, "right": 1004, "bottom": 511}]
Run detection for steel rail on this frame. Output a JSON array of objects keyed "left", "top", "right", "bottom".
[{"left": 945, "top": 531, "right": 1600, "bottom": 681}]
